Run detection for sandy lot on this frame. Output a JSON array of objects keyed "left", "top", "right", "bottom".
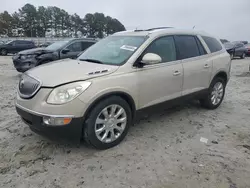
[{"left": 0, "top": 56, "right": 250, "bottom": 188}]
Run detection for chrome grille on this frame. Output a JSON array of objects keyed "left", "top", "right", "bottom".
[{"left": 18, "top": 74, "right": 41, "bottom": 99}]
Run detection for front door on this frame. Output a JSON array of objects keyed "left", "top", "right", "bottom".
[{"left": 136, "top": 36, "right": 183, "bottom": 109}]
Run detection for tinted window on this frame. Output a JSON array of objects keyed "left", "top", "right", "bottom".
[
  {"left": 67, "top": 42, "right": 82, "bottom": 52},
  {"left": 82, "top": 42, "right": 95, "bottom": 50},
  {"left": 196, "top": 38, "right": 207, "bottom": 55},
  {"left": 45, "top": 40, "right": 69, "bottom": 51},
  {"left": 174, "top": 35, "right": 200, "bottom": 60},
  {"left": 236, "top": 43, "right": 244, "bottom": 48},
  {"left": 144, "top": 36, "right": 176, "bottom": 63},
  {"left": 202, "top": 36, "right": 222, "bottom": 53},
  {"left": 19, "top": 41, "right": 33, "bottom": 45}
]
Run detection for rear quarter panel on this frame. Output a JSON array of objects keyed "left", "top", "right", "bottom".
[{"left": 210, "top": 51, "right": 231, "bottom": 83}]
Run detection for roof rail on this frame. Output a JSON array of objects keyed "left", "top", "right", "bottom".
[
  {"left": 146, "top": 27, "right": 173, "bottom": 31},
  {"left": 134, "top": 27, "right": 173, "bottom": 32}
]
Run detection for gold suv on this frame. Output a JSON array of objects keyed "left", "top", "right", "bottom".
[{"left": 16, "top": 28, "right": 231, "bottom": 149}]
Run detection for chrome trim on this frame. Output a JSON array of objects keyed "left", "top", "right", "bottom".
[
  {"left": 18, "top": 73, "right": 42, "bottom": 99},
  {"left": 16, "top": 103, "right": 75, "bottom": 118}
]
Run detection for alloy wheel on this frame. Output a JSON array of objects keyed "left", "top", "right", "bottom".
[
  {"left": 95, "top": 105, "right": 127, "bottom": 143},
  {"left": 211, "top": 82, "right": 224, "bottom": 105}
]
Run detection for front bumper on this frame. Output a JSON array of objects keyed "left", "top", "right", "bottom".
[
  {"left": 12, "top": 57, "right": 37, "bottom": 72},
  {"left": 16, "top": 104, "right": 83, "bottom": 144}
]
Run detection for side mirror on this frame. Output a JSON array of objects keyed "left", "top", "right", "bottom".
[
  {"left": 61, "top": 49, "right": 70, "bottom": 54},
  {"left": 141, "top": 53, "right": 162, "bottom": 65}
]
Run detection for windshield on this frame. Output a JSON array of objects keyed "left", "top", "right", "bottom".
[
  {"left": 77, "top": 36, "right": 147, "bottom": 65},
  {"left": 45, "top": 40, "right": 69, "bottom": 51}
]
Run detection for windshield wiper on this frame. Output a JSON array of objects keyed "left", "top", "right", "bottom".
[{"left": 79, "top": 58, "right": 103, "bottom": 64}]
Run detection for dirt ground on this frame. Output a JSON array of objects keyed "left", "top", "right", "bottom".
[{"left": 0, "top": 56, "right": 250, "bottom": 188}]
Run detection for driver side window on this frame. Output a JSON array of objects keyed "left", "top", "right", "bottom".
[
  {"left": 144, "top": 36, "right": 176, "bottom": 63},
  {"left": 67, "top": 42, "right": 82, "bottom": 52}
]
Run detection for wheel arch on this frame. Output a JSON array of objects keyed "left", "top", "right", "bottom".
[
  {"left": 213, "top": 71, "right": 228, "bottom": 84},
  {"left": 83, "top": 91, "right": 136, "bottom": 121}
]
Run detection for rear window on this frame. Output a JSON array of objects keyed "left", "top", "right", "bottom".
[{"left": 202, "top": 36, "right": 222, "bottom": 53}]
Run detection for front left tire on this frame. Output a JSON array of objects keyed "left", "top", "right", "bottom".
[{"left": 83, "top": 96, "right": 132, "bottom": 149}]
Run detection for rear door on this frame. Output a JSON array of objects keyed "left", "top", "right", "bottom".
[{"left": 174, "top": 35, "right": 212, "bottom": 96}]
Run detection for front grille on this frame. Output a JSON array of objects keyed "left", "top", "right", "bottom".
[{"left": 18, "top": 74, "right": 41, "bottom": 99}]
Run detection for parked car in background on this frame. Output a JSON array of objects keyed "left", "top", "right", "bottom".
[
  {"left": 245, "top": 43, "right": 250, "bottom": 56},
  {"left": 224, "top": 42, "right": 247, "bottom": 59},
  {"left": 240, "top": 41, "right": 248, "bottom": 45},
  {"left": 224, "top": 42, "right": 235, "bottom": 59},
  {"left": 38, "top": 42, "right": 53, "bottom": 48},
  {"left": 0, "top": 40, "right": 36, "bottom": 55},
  {"left": 12, "top": 38, "right": 96, "bottom": 72},
  {"left": 220, "top": 39, "right": 229, "bottom": 44},
  {"left": 15, "top": 28, "right": 231, "bottom": 149}
]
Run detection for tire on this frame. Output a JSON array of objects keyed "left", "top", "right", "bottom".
[
  {"left": 200, "top": 77, "right": 226, "bottom": 109},
  {"left": 230, "top": 53, "right": 234, "bottom": 60},
  {"left": 83, "top": 96, "right": 132, "bottom": 150},
  {"left": 0, "top": 49, "right": 7, "bottom": 56},
  {"left": 241, "top": 53, "right": 246, "bottom": 59}
]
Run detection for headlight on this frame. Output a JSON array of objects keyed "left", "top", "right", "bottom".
[
  {"left": 21, "top": 54, "right": 36, "bottom": 59},
  {"left": 47, "top": 81, "right": 91, "bottom": 104}
]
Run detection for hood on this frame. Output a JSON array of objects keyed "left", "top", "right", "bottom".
[
  {"left": 18, "top": 48, "right": 54, "bottom": 55},
  {"left": 26, "top": 59, "right": 119, "bottom": 87}
]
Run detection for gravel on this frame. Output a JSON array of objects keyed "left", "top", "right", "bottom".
[{"left": 1, "top": 56, "right": 250, "bottom": 188}]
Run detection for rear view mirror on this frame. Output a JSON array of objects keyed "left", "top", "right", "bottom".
[
  {"left": 141, "top": 53, "right": 162, "bottom": 65},
  {"left": 62, "top": 49, "right": 70, "bottom": 54}
]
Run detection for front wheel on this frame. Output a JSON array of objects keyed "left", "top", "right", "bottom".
[
  {"left": 241, "top": 53, "right": 246, "bottom": 59},
  {"left": 0, "top": 49, "right": 7, "bottom": 56},
  {"left": 200, "top": 77, "right": 226, "bottom": 109},
  {"left": 83, "top": 96, "right": 132, "bottom": 149}
]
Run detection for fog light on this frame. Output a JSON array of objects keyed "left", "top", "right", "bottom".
[{"left": 43, "top": 116, "right": 72, "bottom": 126}]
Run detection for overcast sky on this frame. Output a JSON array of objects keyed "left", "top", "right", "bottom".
[{"left": 1, "top": 0, "right": 250, "bottom": 41}]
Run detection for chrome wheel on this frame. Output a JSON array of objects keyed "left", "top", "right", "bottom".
[
  {"left": 211, "top": 82, "right": 224, "bottom": 105},
  {"left": 95, "top": 105, "right": 127, "bottom": 143}
]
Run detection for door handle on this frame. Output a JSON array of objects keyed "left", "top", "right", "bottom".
[
  {"left": 173, "top": 71, "right": 181, "bottom": 76},
  {"left": 204, "top": 64, "right": 210, "bottom": 68}
]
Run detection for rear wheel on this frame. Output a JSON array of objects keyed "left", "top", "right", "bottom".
[
  {"left": 0, "top": 49, "right": 7, "bottom": 56},
  {"left": 83, "top": 96, "right": 132, "bottom": 150},
  {"left": 200, "top": 77, "right": 226, "bottom": 109},
  {"left": 241, "top": 53, "right": 246, "bottom": 59}
]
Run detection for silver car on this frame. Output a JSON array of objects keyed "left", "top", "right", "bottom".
[{"left": 16, "top": 28, "right": 231, "bottom": 149}]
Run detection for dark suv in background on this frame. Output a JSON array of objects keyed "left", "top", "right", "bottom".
[
  {"left": 12, "top": 38, "right": 96, "bottom": 72},
  {"left": 0, "top": 40, "right": 36, "bottom": 55},
  {"left": 224, "top": 42, "right": 248, "bottom": 59}
]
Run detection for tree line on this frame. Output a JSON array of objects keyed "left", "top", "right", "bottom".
[{"left": 0, "top": 4, "right": 126, "bottom": 38}]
